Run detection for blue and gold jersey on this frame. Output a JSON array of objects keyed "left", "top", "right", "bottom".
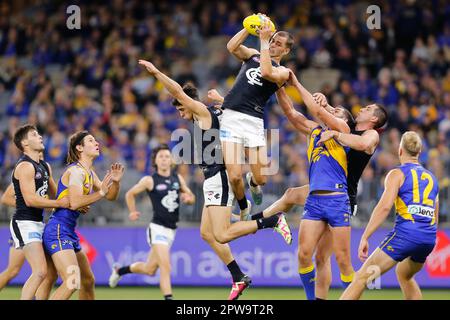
[
  {"left": 49, "top": 163, "right": 94, "bottom": 228},
  {"left": 394, "top": 163, "right": 439, "bottom": 243},
  {"left": 307, "top": 127, "right": 349, "bottom": 193}
]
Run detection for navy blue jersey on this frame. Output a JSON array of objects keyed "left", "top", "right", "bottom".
[
  {"left": 193, "top": 107, "right": 226, "bottom": 179},
  {"left": 147, "top": 172, "right": 181, "bottom": 229},
  {"left": 222, "top": 54, "right": 281, "bottom": 119},
  {"left": 12, "top": 155, "right": 50, "bottom": 222}
]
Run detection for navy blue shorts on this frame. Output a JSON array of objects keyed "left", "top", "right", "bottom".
[
  {"left": 303, "top": 193, "right": 351, "bottom": 227},
  {"left": 43, "top": 220, "right": 81, "bottom": 255},
  {"left": 379, "top": 231, "right": 436, "bottom": 263}
]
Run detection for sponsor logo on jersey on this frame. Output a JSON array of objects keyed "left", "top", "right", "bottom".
[
  {"left": 252, "top": 56, "right": 260, "bottom": 63},
  {"left": 172, "top": 182, "right": 180, "bottom": 190},
  {"left": 35, "top": 171, "right": 42, "bottom": 179},
  {"left": 246, "top": 67, "right": 263, "bottom": 86},
  {"left": 408, "top": 205, "right": 435, "bottom": 218},
  {"left": 156, "top": 184, "right": 168, "bottom": 191}
]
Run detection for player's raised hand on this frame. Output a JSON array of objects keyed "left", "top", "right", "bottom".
[
  {"left": 358, "top": 237, "right": 369, "bottom": 262},
  {"left": 313, "top": 92, "right": 328, "bottom": 108},
  {"left": 129, "top": 211, "right": 141, "bottom": 221},
  {"left": 207, "top": 89, "right": 224, "bottom": 103},
  {"left": 110, "top": 162, "right": 125, "bottom": 182},
  {"left": 138, "top": 59, "right": 159, "bottom": 75},
  {"left": 259, "top": 19, "right": 273, "bottom": 41},
  {"left": 317, "top": 130, "right": 336, "bottom": 145},
  {"left": 100, "top": 171, "right": 114, "bottom": 195},
  {"left": 287, "top": 69, "right": 298, "bottom": 86}
]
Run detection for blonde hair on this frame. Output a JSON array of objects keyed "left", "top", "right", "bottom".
[{"left": 400, "top": 131, "right": 422, "bottom": 156}]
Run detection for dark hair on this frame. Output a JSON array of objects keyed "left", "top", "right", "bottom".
[
  {"left": 13, "top": 124, "right": 37, "bottom": 152},
  {"left": 151, "top": 144, "right": 171, "bottom": 169},
  {"left": 373, "top": 104, "right": 388, "bottom": 129},
  {"left": 67, "top": 131, "right": 90, "bottom": 164},
  {"left": 272, "top": 31, "right": 294, "bottom": 50},
  {"left": 172, "top": 83, "right": 199, "bottom": 107},
  {"left": 336, "top": 106, "right": 356, "bottom": 130}
]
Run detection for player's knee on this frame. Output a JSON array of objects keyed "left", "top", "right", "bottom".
[
  {"left": 145, "top": 265, "right": 157, "bottom": 276},
  {"left": 8, "top": 266, "right": 22, "bottom": 278},
  {"left": 214, "top": 233, "right": 230, "bottom": 245},
  {"left": 283, "top": 188, "right": 296, "bottom": 205},
  {"left": 200, "top": 229, "right": 214, "bottom": 244},
  {"left": 228, "top": 173, "right": 242, "bottom": 186},
  {"left": 297, "top": 249, "right": 313, "bottom": 266},
  {"left": 34, "top": 269, "right": 48, "bottom": 282},
  {"left": 315, "top": 252, "right": 330, "bottom": 269}
]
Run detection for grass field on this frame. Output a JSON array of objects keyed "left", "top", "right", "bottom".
[{"left": 1, "top": 286, "right": 449, "bottom": 300}]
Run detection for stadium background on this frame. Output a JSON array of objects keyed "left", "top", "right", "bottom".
[{"left": 0, "top": 0, "right": 449, "bottom": 298}]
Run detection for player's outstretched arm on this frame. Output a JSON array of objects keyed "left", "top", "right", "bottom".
[
  {"left": 46, "top": 162, "right": 57, "bottom": 200},
  {"left": 358, "top": 169, "right": 403, "bottom": 261},
  {"left": 259, "top": 21, "right": 290, "bottom": 85},
  {"left": 207, "top": 89, "right": 225, "bottom": 104},
  {"left": 226, "top": 28, "right": 259, "bottom": 61},
  {"left": 318, "top": 129, "right": 379, "bottom": 154},
  {"left": 1, "top": 184, "right": 15, "bottom": 207},
  {"left": 178, "top": 174, "right": 195, "bottom": 205},
  {"left": 275, "top": 87, "right": 317, "bottom": 136},
  {"left": 289, "top": 72, "right": 350, "bottom": 133},
  {"left": 125, "top": 176, "right": 154, "bottom": 221},
  {"left": 15, "top": 162, "right": 69, "bottom": 209},
  {"left": 139, "top": 59, "right": 210, "bottom": 120}
]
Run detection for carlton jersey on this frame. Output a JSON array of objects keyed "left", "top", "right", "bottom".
[
  {"left": 393, "top": 163, "right": 439, "bottom": 243},
  {"left": 12, "top": 155, "right": 50, "bottom": 222},
  {"left": 347, "top": 129, "right": 373, "bottom": 206},
  {"left": 222, "top": 54, "right": 281, "bottom": 119},
  {"left": 307, "top": 127, "right": 349, "bottom": 193},
  {"left": 193, "top": 107, "right": 226, "bottom": 179},
  {"left": 147, "top": 172, "right": 181, "bottom": 230},
  {"left": 48, "top": 163, "right": 94, "bottom": 229}
]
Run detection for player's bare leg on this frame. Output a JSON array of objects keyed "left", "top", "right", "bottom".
[
  {"left": 77, "top": 250, "right": 95, "bottom": 300},
  {"left": 315, "top": 227, "right": 333, "bottom": 299},
  {"left": 49, "top": 250, "right": 80, "bottom": 300},
  {"left": 330, "top": 226, "right": 354, "bottom": 289},
  {"left": 200, "top": 207, "right": 234, "bottom": 264},
  {"left": 0, "top": 247, "right": 25, "bottom": 291},
  {"left": 298, "top": 219, "right": 327, "bottom": 300},
  {"left": 21, "top": 242, "right": 47, "bottom": 300},
  {"left": 35, "top": 254, "right": 57, "bottom": 300},
  {"left": 222, "top": 141, "right": 249, "bottom": 219},
  {"left": 396, "top": 258, "right": 424, "bottom": 300},
  {"left": 129, "top": 249, "right": 159, "bottom": 275},
  {"left": 152, "top": 244, "right": 172, "bottom": 298},
  {"left": 246, "top": 145, "right": 268, "bottom": 205},
  {"left": 200, "top": 206, "right": 251, "bottom": 300},
  {"left": 340, "top": 248, "right": 397, "bottom": 300},
  {"left": 257, "top": 185, "right": 309, "bottom": 218}
]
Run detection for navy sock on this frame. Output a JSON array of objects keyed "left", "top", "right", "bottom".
[
  {"left": 249, "top": 177, "right": 258, "bottom": 187},
  {"left": 237, "top": 197, "right": 248, "bottom": 210},
  {"left": 341, "top": 273, "right": 354, "bottom": 289},
  {"left": 227, "top": 260, "right": 245, "bottom": 282},
  {"left": 118, "top": 266, "right": 131, "bottom": 276},
  {"left": 299, "top": 265, "right": 316, "bottom": 300},
  {"left": 164, "top": 294, "right": 173, "bottom": 300},
  {"left": 256, "top": 215, "right": 278, "bottom": 229},
  {"left": 252, "top": 212, "right": 264, "bottom": 220}
]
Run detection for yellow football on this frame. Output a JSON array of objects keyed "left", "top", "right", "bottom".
[{"left": 243, "top": 14, "right": 276, "bottom": 36}]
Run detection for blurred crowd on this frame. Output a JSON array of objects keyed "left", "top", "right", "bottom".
[{"left": 0, "top": 0, "right": 449, "bottom": 225}]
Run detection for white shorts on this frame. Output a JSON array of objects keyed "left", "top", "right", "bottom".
[
  {"left": 10, "top": 219, "right": 45, "bottom": 249},
  {"left": 203, "top": 169, "right": 235, "bottom": 207},
  {"left": 146, "top": 223, "right": 176, "bottom": 248},
  {"left": 220, "top": 109, "right": 266, "bottom": 148}
]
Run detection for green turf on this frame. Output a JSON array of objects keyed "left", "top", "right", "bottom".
[{"left": 1, "top": 286, "right": 449, "bottom": 300}]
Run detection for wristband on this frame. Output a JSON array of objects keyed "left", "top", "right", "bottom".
[
  {"left": 99, "top": 189, "right": 106, "bottom": 197},
  {"left": 260, "top": 40, "right": 269, "bottom": 50}
]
